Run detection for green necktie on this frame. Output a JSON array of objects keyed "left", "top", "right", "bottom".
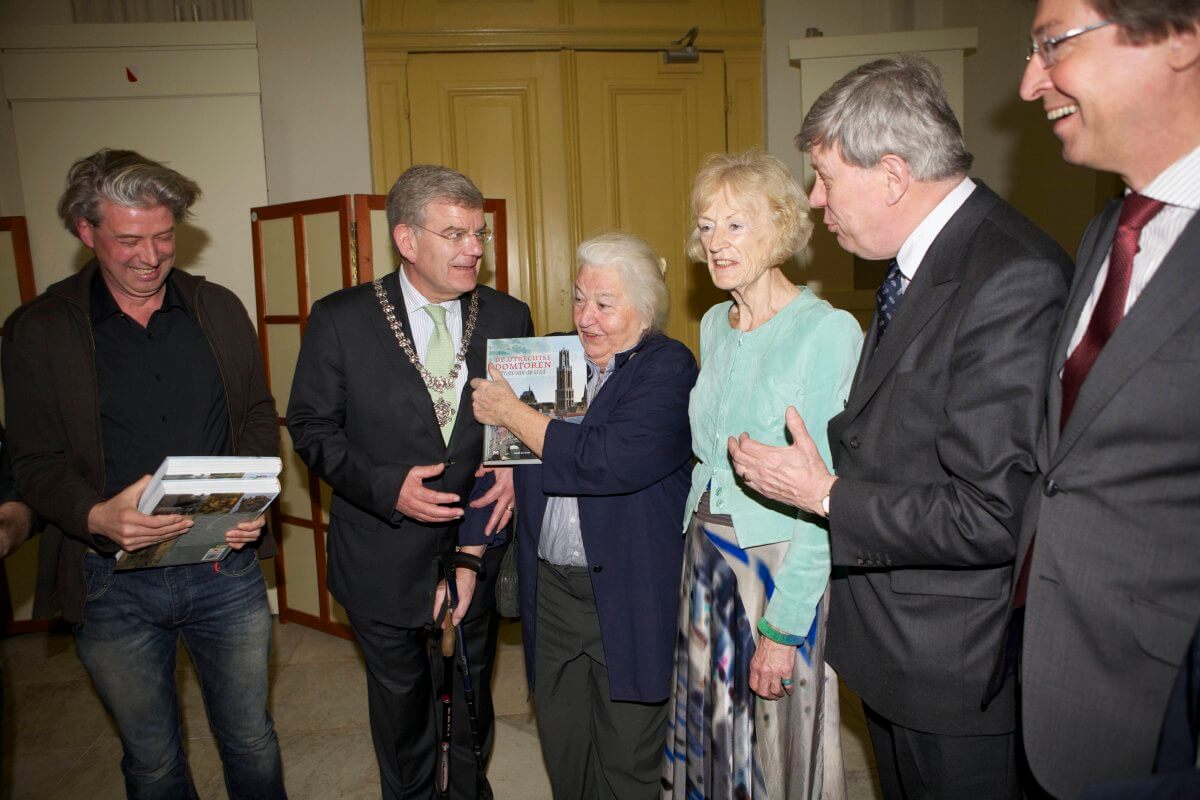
[{"left": 422, "top": 304, "right": 457, "bottom": 443}]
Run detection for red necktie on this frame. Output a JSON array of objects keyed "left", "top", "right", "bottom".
[
  {"left": 1059, "top": 193, "right": 1165, "bottom": 431},
  {"left": 1013, "top": 193, "right": 1165, "bottom": 611}
]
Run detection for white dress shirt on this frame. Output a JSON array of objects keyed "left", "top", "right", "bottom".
[
  {"left": 397, "top": 265, "right": 468, "bottom": 403},
  {"left": 894, "top": 177, "right": 977, "bottom": 290},
  {"left": 1065, "top": 144, "right": 1200, "bottom": 355}
]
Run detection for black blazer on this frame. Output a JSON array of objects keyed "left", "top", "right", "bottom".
[
  {"left": 512, "top": 332, "right": 696, "bottom": 703},
  {"left": 825, "top": 181, "right": 1072, "bottom": 736},
  {"left": 287, "top": 270, "right": 533, "bottom": 627}
]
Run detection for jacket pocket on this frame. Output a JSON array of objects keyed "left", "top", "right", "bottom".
[
  {"left": 329, "top": 495, "right": 381, "bottom": 531},
  {"left": 1131, "top": 596, "right": 1196, "bottom": 667},
  {"left": 890, "top": 567, "right": 1004, "bottom": 600}
]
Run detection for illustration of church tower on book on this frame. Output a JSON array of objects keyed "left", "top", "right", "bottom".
[
  {"left": 555, "top": 347, "right": 574, "bottom": 415},
  {"left": 482, "top": 334, "right": 588, "bottom": 465}
]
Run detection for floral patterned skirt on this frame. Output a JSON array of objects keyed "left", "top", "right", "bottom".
[{"left": 662, "top": 500, "right": 845, "bottom": 800}]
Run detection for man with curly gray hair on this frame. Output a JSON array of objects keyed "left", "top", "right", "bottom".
[{"left": 3, "top": 148, "right": 284, "bottom": 798}]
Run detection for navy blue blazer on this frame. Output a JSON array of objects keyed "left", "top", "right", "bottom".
[{"left": 514, "top": 331, "right": 696, "bottom": 703}]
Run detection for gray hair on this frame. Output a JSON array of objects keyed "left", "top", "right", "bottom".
[
  {"left": 576, "top": 232, "right": 669, "bottom": 332},
  {"left": 58, "top": 149, "right": 201, "bottom": 238},
  {"left": 796, "top": 54, "right": 973, "bottom": 181},
  {"left": 385, "top": 164, "right": 484, "bottom": 235}
]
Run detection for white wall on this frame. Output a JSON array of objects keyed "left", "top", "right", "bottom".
[
  {"left": 0, "top": 1, "right": 72, "bottom": 24},
  {"left": 764, "top": 0, "right": 907, "bottom": 183},
  {"left": 254, "top": 0, "right": 372, "bottom": 203},
  {"left": 0, "top": 0, "right": 72, "bottom": 215},
  {"left": 2, "top": 23, "right": 269, "bottom": 308},
  {"left": 0, "top": 0, "right": 374, "bottom": 283}
]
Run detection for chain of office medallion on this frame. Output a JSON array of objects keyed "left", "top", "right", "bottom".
[{"left": 372, "top": 277, "right": 479, "bottom": 394}]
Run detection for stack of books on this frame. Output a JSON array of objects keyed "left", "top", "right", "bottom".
[{"left": 116, "top": 456, "right": 282, "bottom": 570}]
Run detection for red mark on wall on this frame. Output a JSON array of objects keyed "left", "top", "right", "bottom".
[{"left": 126, "top": 66, "right": 140, "bottom": 83}]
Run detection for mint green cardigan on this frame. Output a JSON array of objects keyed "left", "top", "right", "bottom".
[{"left": 685, "top": 288, "right": 862, "bottom": 637}]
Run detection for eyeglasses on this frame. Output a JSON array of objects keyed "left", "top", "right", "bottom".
[
  {"left": 410, "top": 223, "right": 494, "bottom": 246},
  {"left": 1027, "top": 20, "right": 1111, "bottom": 67}
]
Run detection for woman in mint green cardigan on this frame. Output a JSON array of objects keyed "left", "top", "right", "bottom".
[{"left": 662, "top": 150, "right": 862, "bottom": 800}]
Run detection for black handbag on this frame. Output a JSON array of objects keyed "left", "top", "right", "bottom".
[{"left": 495, "top": 523, "right": 520, "bottom": 618}]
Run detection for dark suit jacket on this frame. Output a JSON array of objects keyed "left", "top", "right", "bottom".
[
  {"left": 1080, "top": 620, "right": 1200, "bottom": 800},
  {"left": 825, "top": 181, "right": 1071, "bottom": 736},
  {"left": 1015, "top": 203, "right": 1200, "bottom": 798},
  {"left": 511, "top": 332, "right": 696, "bottom": 703},
  {"left": 286, "top": 271, "right": 533, "bottom": 627}
]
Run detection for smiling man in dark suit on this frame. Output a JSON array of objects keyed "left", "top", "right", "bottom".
[
  {"left": 728, "top": 55, "right": 1070, "bottom": 798},
  {"left": 286, "top": 164, "right": 533, "bottom": 799},
  {"left": 1009, "top": 1, "right": 1200, "bottom": 796}
]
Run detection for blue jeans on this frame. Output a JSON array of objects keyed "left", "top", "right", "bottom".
[{"left": 75, "top": 548, "right": 285, "bottom": 799}]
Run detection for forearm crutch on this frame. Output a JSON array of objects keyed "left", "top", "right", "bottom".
[
  {"left": 446, "top": 573, "right": 494, "bottom": 800},
  {"left": 435, "top": 592, "right": 455, "bottom": 798}
]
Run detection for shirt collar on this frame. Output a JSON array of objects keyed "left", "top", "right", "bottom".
[
  {"left": 90, "top": 268, "right": 187, "bottom": 325},
  {"left": 895, "top": 176, "right": 976, "bottom": 283},
  {"left": 585, "top": 331, "right": 650, "bottom": 377},
  {"left": 397, "top": 265, "right": 462, "bottom": 319},
  {"left": 1136, "top": 143, "right": 1200, "bottom": 211}
]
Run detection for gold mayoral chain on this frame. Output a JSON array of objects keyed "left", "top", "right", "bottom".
[{"left": 373, "top": 277, "right": 480, "bottom": 428}]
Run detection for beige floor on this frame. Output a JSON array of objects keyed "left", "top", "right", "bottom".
[{"left": 0, "top": 619, "right": 882, "bottom": 799}]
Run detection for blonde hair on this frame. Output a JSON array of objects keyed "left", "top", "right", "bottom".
[{"left": 686, "top": 149, "right": 813, "bottom": 265}]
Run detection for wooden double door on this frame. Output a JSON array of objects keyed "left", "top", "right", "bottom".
[{"left": 370, "top": 48, "right": 759, "bottom": 352}]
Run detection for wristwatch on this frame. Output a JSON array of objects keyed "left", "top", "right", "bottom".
[{"left": 820, "top": 490, "right": 832, "bottom": 517}]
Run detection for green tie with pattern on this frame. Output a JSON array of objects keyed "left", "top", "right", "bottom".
[{"left": 422, "top": 304, "right": 457, "bottom": 443}]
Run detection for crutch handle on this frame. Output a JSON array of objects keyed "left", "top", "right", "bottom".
[{"left": 441, "top": 609, "right": 456, "bottom": 657}]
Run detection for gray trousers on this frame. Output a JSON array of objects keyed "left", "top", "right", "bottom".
[
  {"left": 864, "top": 703, "right": 1019, "bottom": 800},
  {"left": 534, "top": 561, "right": 667, "bottom": 800}
]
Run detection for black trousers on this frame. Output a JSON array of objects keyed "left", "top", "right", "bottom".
[
  {"left": 864, "top": 703, "right": 1018, "bottom": 800},
  {"left": 347, "top": 545, "right": 504, "bottom": 800},
  {"left": 533, "top": 561, "right": 668, "bottom": 800}
]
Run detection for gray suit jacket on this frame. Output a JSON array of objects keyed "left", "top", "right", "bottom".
[
  {"left": 1016, "top": 201, "right": 1200, "bottom": 798},
  {"left": 826, "top": 182, "right": 1071, "bottom": 736}
]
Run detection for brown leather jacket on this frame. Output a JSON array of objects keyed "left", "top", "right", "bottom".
[{"left": 1, "top": 261, "right": 278, "bottom": 624}]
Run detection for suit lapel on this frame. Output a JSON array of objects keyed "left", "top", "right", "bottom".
[
  {"left": 1045, "top": 201, "right": 1120, "bottom": 448},
  {"left": 1052, "top": 212, "right": 1200, "bottom": 466},
  {"left": 839, "top": 183, "right": 995, "bottom": 422},
  {"left": 843, "top": 272, "right": 957, "bottom": 418},
  {"left": 370, "top": 270, "right": 446, "bottom": 446},
  {"left": 831, "top": 308, "right": 878, "bottom": 443}
]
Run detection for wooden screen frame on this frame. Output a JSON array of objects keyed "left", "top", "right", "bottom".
[
  {"left": 1, "top": 216, "right": 45, "bottom": 636},
  {"left": 251, "top": 195, "right": 356, "bottom": 639}
]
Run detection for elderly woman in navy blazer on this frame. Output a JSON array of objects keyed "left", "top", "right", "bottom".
[{"left": 471, "top": 231, "right": 696, "bottom": 799}]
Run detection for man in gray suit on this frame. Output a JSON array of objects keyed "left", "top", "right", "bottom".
[
  {"left": 1007, "top": 1, "right": 1200, "bottom": 796},
  {"left": 729, "top": 55, "right": 1070, "bottom": 798}
]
